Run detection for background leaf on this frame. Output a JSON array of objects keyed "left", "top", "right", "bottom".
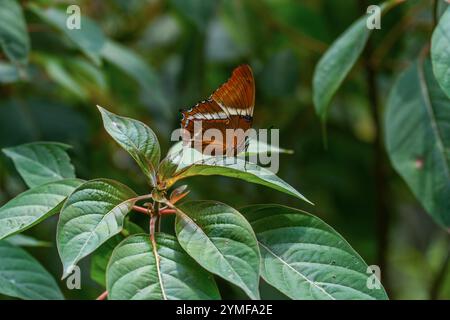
[
  {"left": 0, "top": 62, "right": 20, "bottom": 83},
  {"left": 0, "top": 179, "right": 83, "bottom": 240},
  {"left": 5, "top": 234, "right": 51, "bottom": 248},
  {"left": 100, "top": 40, "right": 168, "bottom": 116},
  {"left": 312, "top": 2, "right": 398, "bottom": 121},
  {"left": 57, "top": 179, "right": 138, "bottom": 278},
  {"left": 39, "top": 56, "right": 87, "bottom": 100},
  {"left": 29, "top": 5, "right": 106, "bottom": 65},
  {"left": 0, "top": 0, "right": 30, "bottom": 65},
  {"left": 312, "top": 16, "right": 370, "bottom": 121},
  {"left": 385, "top": 58, "right": 450, "bottom": 228},
  {"left": 175, "top": 200, "right": 261, "bottom": 299},
  {"left": 98, "top": 106, "right": 161, "bottom": 186},
  {"left": 33, "top": 53, "right": 107, "bottom": 100},
  {"left": 0, "top": 241, "right": 63, "bottom": 300},
  {"left": 90, "top": 219, "right": 144, "bottom": 287},
  {"left": 431, "top": 6, "right": 450, "bottom": 99},
  {"left": 242, "top": 204, "right": 388, "bottom": 300},
  {"left": 107, "top": 233, "right": 220, "bottom": 300},
  {"left": 170, "top": 0, "right": 216, "bottom": 30},
  {"left": 3, "top": 142, "right": 76, "bottom": 188}
]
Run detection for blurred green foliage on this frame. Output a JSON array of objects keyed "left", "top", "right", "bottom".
[{"left": 0, "top": 0, "right": 448, "bottom": 300}]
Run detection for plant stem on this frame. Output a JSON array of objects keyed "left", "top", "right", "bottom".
[
  {"left": 147, "top": 202, "right": 167, "bottom": 299},
  {"left": 432, "top": 0, "right": 439, "bottom": 28},
  {"left": 149, "top": 204, "right": 167, "bottom": 300},
  {"left": 132, "top": 205, "right": 151, "bottom": 215},
  {"left": 134, "top": 194, "right": 153, "bottom": 202},
  {"left": 360, "top": 0, "right": 392, "bottom": 296},
  {"left": 154, "top": 202, "right": 161, "bottom": 233},
  {"left": 149, "top": 201, "right": 160, "bottom": 238},
  {"left": 96, "top": 291, "right": 108, "bottom": 300},
  {"left": 160, "top": 208, "right": 176, "bottom": 215},
  {"left": 157, "top": 212, "right": 162, "bottom": 232},
  {"left": 429, "top": 242, "right": 450, "bottom": 299},
  {"left": 368, "top": 64, "right": 391, "bottom": 295},
  {"left": 371, "top": 1, "right": 426, "bottom": 68}
]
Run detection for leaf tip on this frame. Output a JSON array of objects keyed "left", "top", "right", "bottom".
[
  {"left": 304, "top": 197, "right": 315, "bottom": 206},
  {"left": 250, "top": 290, "right": 261, "bottom": 300},
  {"left": 96, "top": 104, "right": 105, "bottom": 113},
  {"left": 61, "top": 265, "right": 74, "bottom": 280},
  {"left": 277, "top": 147, "right": 294, "bottom": 155},
  {"left": 1, "top": 147, "right": 11, "bottom": 156},
  {"left": 291, "top": 189, "right": 315, "bottom": 206},
  {"left": 97, "top": 105, "right": 113, "bottom": 123}
]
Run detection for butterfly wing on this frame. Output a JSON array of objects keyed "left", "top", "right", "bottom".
[
  {"left": 181, "top": 99, "right": 227, "bottom": 129},
  {"left": 180, "top": 65, "right": 255, "bottom": 155},
  {"left": 181, "top": 99, "right": 229, "bottom": 153},
  {"left": 211, "top": 64, "right": 255, "bottom": 118}
]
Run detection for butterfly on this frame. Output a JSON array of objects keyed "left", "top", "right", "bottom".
[{"left": 180, "top": 64, "right": 255, "bottom": 156}]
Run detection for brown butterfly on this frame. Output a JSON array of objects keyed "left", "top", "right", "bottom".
[{"left": 180, "top": 65, "right": 255, "bottom": 156}]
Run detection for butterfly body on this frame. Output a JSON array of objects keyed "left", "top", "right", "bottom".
[{"left": 180, "top": 65, "right": 255, "bottom": 156}]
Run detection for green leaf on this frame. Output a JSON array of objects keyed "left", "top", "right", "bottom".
[
  {"left": 97, "top": 106, "right": 161, "bottom": 187},
  {"left": 242, "top": 204, "right": 388, "bottom": 300},
  {"left": 0, "top": 240, "right": 63, "bottom": 300},
  {"left": 167, "top": 139, "right": 293, "bottom": 158},
  {"left": 35, "top": 53, "right": 107, "bottom": 98},
  {"left": 158, "top": 140, "right": 293, "bottom": 184},
  {"left": 431, "top": 6, "right": 450, "bottom": 99},
  {"left": 2, "top": 142, "right": 76, "bottom": 188},
  {"left": 312, "top": 17, "right": 369, "bottom": 121},
  {"left": 100, "top": 40, "right": 168, "bottom": 114},
  {"left": 90, "top": 219, "right": 144, "bottom": 287},
  {"left": 0, "top": 62, "right": 20, "bottom": 83},
  {"left": 107, "top": 233, "right": 220, "bottom": 300},
  {"left": 312, "top": 2, "right": 397, "bottom": 121},
  {"left": 57, "top": 179, "right": 138, "bottom": 278},
  {"left": 29, "top": 6, "right": 105, "bottom": 65},
  {"left": 162, "top": 146, "right": 311, "bottom": 204},
  {"left": 170, "top": 0, "right": 216, "bottom": 30},
  {"left": 385, "top": 58, "right": 450, "bottom": 228},
  {"left": 245, "top": 139, "right": 294, "bottom": 156},
  {"left": 0, "top": 0, "right": 30, "bottom": 65},
  {"left": 0, "top": 179, "right": 83, "bottom": 240},
  {"left": 71, "top": 57, "right": 107, "bottom": 90},
  {"left": 39, "top": 56, "right": 87, "bottom": 99},
  {"left": 91, "top": 236, "right": 122, "bottom": 288},
  {"left": 175, "top": 201, "right": 261, "bottom": 299},
  {"left": 5, "top": 234, "right": 51, "bottom": 248}
]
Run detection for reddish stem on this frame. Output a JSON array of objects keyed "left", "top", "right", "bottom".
[
  {"left": 133, "top": 205, "right": 175, "bottom": 215},
  {"left": 160, "top": 208, "right": 176, "bottom": 215},
  {"left": 132, "top": 205, "right": 150, "bottom": 215},
  {"left": 96, "top": 291, "right": 108, "bottom": 300},
  {"left": 150, "top": 214, "right": 157, "bottom": 239}
]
